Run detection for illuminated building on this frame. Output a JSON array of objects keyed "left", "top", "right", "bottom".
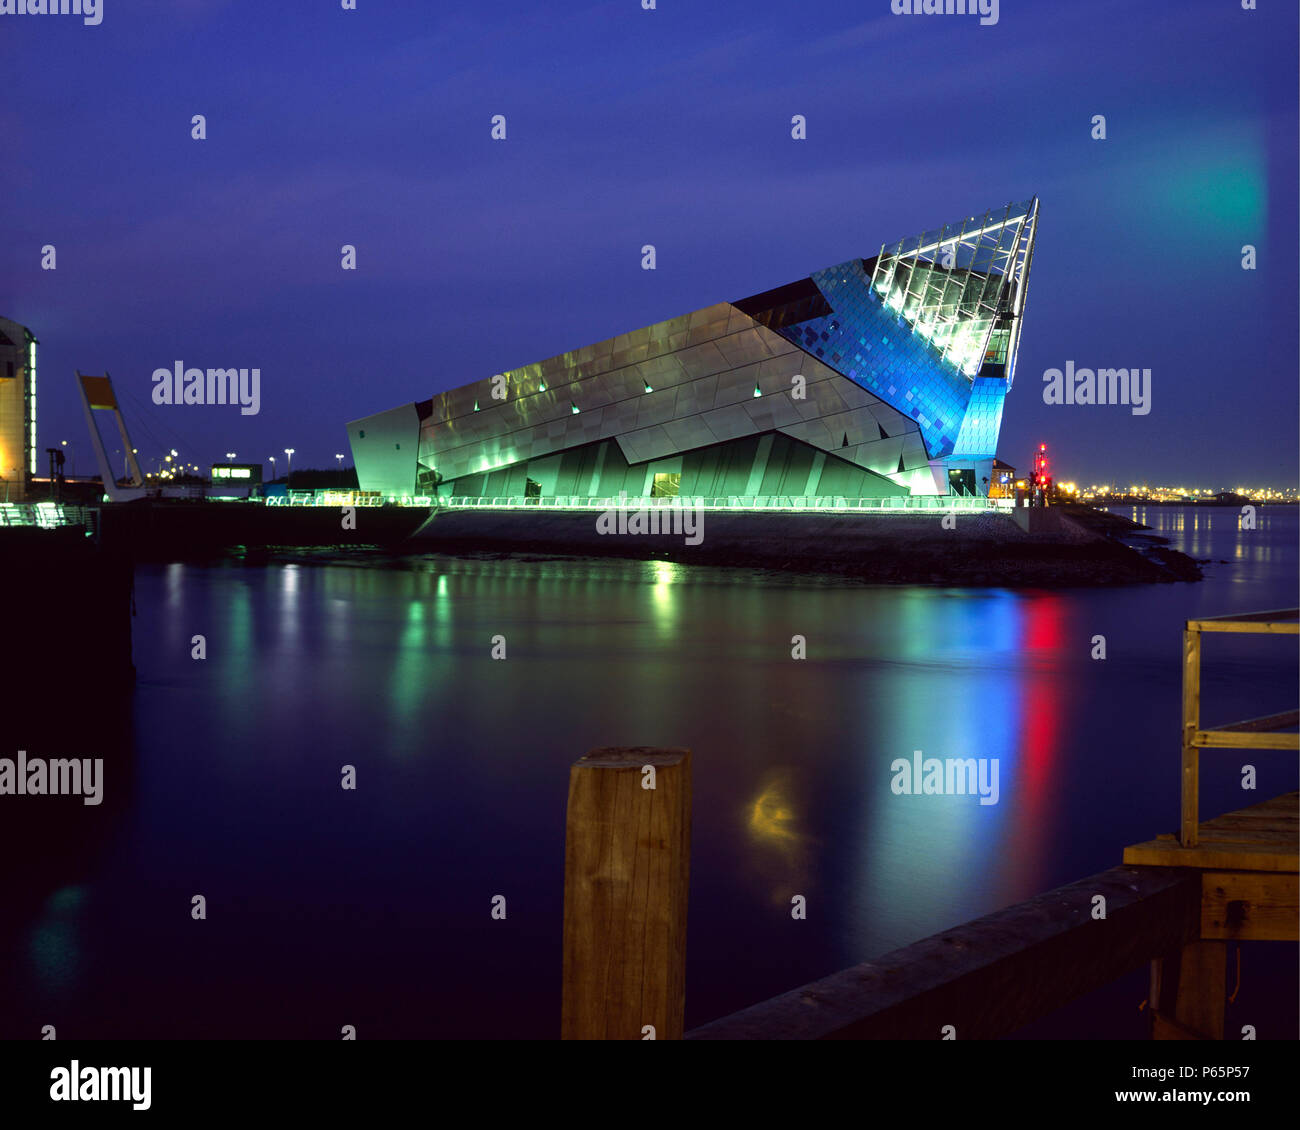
[
  {"left": 989, "top": 459, "right": 1017, "bottom": 499},
  {"left": 348, "top": 199, "right": 1038, "bottom": 501},
  {"left": 0, "top": 316, "right": 38, "bottom": 502}
]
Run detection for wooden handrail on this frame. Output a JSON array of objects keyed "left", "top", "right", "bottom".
[{"left": 1180, "top": 609, "right": 1299, "bottom": 847}]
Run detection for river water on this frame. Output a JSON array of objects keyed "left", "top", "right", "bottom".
[{"left": 2, "top": 505, "right": 1295, "bottom": 1038}]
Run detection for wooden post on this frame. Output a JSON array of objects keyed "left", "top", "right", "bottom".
[
  {"left": 1181, "top": 624, "right": 1201, "bottom": 847},
  {"left": 561, "top": 747, "right": 691, "bottom": 1040},
  {"left": 1152, "top": 940, "right": 1227, "bottom": 1040}
]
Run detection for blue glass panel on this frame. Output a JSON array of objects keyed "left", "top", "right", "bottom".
[{"left": 774, "top": 258, "right": 994, "bottom": 460}]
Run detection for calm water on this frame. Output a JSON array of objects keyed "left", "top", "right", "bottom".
[{"left": 2, "top": 505, "right": 1296, "bottom": 1039}]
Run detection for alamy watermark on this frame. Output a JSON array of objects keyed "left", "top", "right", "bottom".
[
  {"left": 152, "top": 361, "right": 260, "bottom": 416},
  {"left": 50, "top": 1061, "right": 150, "bottom": 1111},
  {"left": 890, "top": 750, "right": 1000, "bottom": 805},
  {"left": 1042, "top": 361, "right": 1150, "bottom": 416},
  {"left": 0, "top": 751, "right": 104, "bottom": 805},
  {"left": 891, "top": 0, "right": 998, "bottom": 27},
  {"left": 596, "top": 491, "right": 704, "bottom": 545},
  {"left": 0, "top": 0, "right": 101, "bottom": 25}
]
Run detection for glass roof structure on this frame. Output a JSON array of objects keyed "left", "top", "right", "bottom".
[{"left": 869, "top": 197, "right": 1038, "bottom": 384}]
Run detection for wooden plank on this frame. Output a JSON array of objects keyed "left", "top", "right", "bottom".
[
  {"left": 561, "top": 746, "right": 691, "bottom": 1040},
  {"left": 1123, "top": 841, "right": 1297, "bottom": 872},
  {"left": 1191, "top": 608, "right": 1298, "bottom": 625},
  {"left": 1188, "top": 609, "right": 1298, "bottom": 634},
  {"left": 1181, "top": 627, "right": 1201, "bottom": 846},
  {"left": 1190, "top": 621, "right": 1299, "bottom": 635},
  {"left": 687, "top": 866, "right": 1201, "bottom": 1041},
  {"left": 1124, "top": 792, "right": 1298, "bottom": 872},
  {"left": 1193, "top": 730, "right": 1299, "bottom": 750},
  {"left": 1201, "top": 871, "right": 1299, "bottom": 941},
  {"left": 1212, "top": 709, "right": 1300, "bottom": 734}
]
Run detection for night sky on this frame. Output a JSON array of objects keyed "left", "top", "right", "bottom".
[{"left": 2, "top": 0, "right": 1295, "bottom": 487}]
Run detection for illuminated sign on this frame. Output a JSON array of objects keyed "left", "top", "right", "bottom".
[{"left": 210, "top": 463, "right": 261, "bottom": 483}]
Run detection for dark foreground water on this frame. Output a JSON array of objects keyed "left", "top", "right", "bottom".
[{"left": 2, "top": 505, "right": 1296, "bottom": 1039}]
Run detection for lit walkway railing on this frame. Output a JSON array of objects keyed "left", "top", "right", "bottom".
[
  {"left": 0, "top": 502, "right": 95, "bottom": 529},
  {"left": 436, "top": 494, "right": 1015, "bottom": 513}
]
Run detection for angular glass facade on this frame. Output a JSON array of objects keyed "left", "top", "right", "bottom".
[
  {"left": 870, "top": 199, "right": 1038, "bottom": 382},
  {"left": 348, "top": 198, "right": 1037, "bottom": 500}
]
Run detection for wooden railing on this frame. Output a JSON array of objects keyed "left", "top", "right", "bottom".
[{"left": 1180, "top": 610, "right": 1298, "bottom": 847}]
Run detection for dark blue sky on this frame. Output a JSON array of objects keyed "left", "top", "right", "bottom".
[{"left": 2, "top": 0, "right": 1295, "bottom": 487}]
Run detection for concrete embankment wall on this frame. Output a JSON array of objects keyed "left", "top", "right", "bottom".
[
  {"left": 407, "top": 506, "right": 1175, "bottom": 586},
  {"left": 95, "top": 501, "right": 431, "bottom": 557}
]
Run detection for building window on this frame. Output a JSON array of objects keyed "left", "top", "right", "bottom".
[{"left": 651, "top": 472, "right": 680, "bottom": 498}]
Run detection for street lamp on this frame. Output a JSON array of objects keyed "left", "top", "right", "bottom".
[
  {"left": 335, "top": 453, "right": 344, "bottom": 472},
  {"left": 284, "top": 448, "right": 295, "bottom": 488},
  {"left": 226, "top": 452, "right": 236, "bottom": 461},
  {"left": 269, "top": 456, "right": 277, "bottom": 481},
  {"left": 61, "top": 439, "right": 74, "bottom": 478}
]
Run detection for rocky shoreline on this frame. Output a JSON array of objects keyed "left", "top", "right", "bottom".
[{"left": 407, "top": 503, "right": 1203, "bottom": 587}]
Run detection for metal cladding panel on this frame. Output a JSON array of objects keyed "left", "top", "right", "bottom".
[
  {"left": 849, "top": 435, "right": 904, "bottom": 476},
  {"left": 726, "top": 306, "right": 757, "bottom": 334},
  {"left": 660, "top": 414, "right": 717, "bottom": 451},
  {"left": 712, "top": 363, "right": 763, "bottom": 409},
  {"left": 640, "top": 354, "right": 687, "bottom": 384},
  {"left": 688, "top": 302, "right": 734, "bottom": 332},
  {"left": 675, "top": 341, "right": 731, "bottom": 380},
  {"left": 836, "top": 380, "right": 877, "bottom": 409},
  {"left": 715, "top": 327, "right": 777, "bottom": 370},
  {"left": 348, "top": 402, "right": 420, "bottom": 496},
  {"left": 632, "top": 389, "right": 678, "bottom": 429},
  {"left": 621, "top": 423, "right": 677, "bottom": 462},
  {"left": 744, "top": 392, "right": 803, "bottom": 430},
  {"left": 779, "top": 417, "right": 837, "bottom": 451},
  {"left": 670, "top": 373, "right": 718, "bottom": 416},
  {"left": 601, "top": 397, "right": 640, "bottom": 432},
  {"left": 700, "top": 402, "right": 758, "bottom": 443},
  {"left": 615, "top": 430, "right": 649, "bottom": 464},
  {"left": 792, "top": 377, "right": 850, "bottom": 421},
  {"left": 901, "top": 431, "right": 930, "bottom": 462},
  {"left": 823, "top": 407, "right": 882, "bottom": 448},
  {"left": 870, "top": 403, "right": 907, "bottom": 436}
]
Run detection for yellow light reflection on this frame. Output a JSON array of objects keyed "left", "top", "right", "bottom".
[{"left": 744, "top": 770, "right": 812, "bottom": 905}]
